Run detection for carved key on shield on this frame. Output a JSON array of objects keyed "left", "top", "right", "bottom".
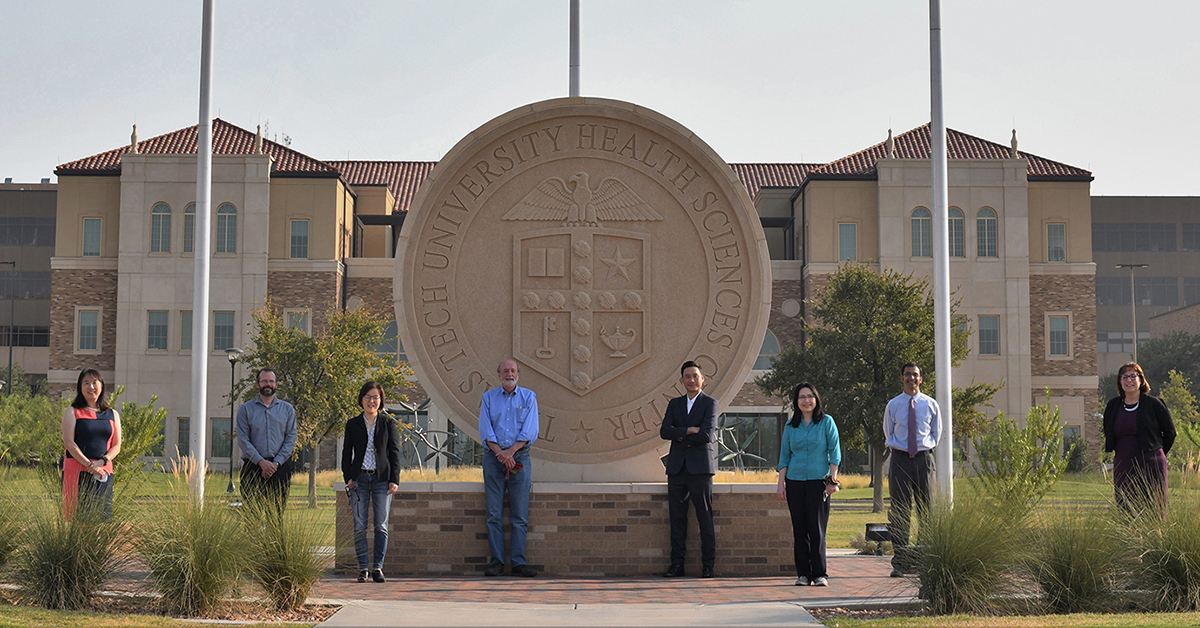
[{"left": 536, "top": 316, "right": 557, "bottom": 358}]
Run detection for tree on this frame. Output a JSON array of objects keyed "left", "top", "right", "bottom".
[
  {"left": 756, "top": 262, "right": 996, "bottom": 512},
  {"left": 970, "top": 390, "right": 1071, "bottom": 518},
  {"left": 1160, "top": 369, "right": 1200, "bottom": 459},
  {"left": 237, "top": 301, "right": 410, "bottom": 507},
  {"left": 1135, "top": 331, "right": 1200, "bottom": 399}
]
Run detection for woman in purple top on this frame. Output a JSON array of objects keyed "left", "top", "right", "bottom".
[{"left": 1103, "top": 361, "right": 1175, "bottom": 517}]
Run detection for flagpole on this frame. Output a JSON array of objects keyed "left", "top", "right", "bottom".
[
  {"left": 930, "top": 0, "right": 954, "bottom": 502},
  {"left": 569, "top": 0, "right": 580, "bottom": 97},
  {"left": 191, "top": 0, "right": 215, "bottom": 505}
]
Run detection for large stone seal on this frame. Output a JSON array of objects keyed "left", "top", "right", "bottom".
[{"left": 396, "top": 98, "right": 770, "bottom": 468}]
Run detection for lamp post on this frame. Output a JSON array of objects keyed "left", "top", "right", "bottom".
[
  {"left": 224, "top": 347, "right": 243, "bottom": 494},
  {"left": 0, "top": 260, "right": 14, "bottom": 395},
  {"left": 1115, "top": 264, "right": 1149, "bottom": 362}
]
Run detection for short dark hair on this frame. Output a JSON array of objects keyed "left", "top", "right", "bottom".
[
  {"left": 71, "top": 368, "right": 111, "bottom": 411},
  {"left": 1116, "top": 362, "right": 1150, "bottom": 396},
  {"left": 358, "top": 381, "right": 385, "bottom": 408},
  {"left": 680, "top": 360, "right": 702, "bottom": 377},
  {"left": 900, "top": 362, "right": 921, "bottom": 377},
  {"left": 789, "top": 382, "right": 825, "bottom": 428},
  {"left": 256, "top": 368, "right": 276, "bottom": 382}
]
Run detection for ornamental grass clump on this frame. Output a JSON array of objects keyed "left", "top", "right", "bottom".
[
  {"left": 1129, "top": 473, "right": 1200, "bottom": 611},
  {"left": 1024, "top": 505, "right": 1128, "bottom": 613},
  {"left": 912, "top": 494, "right": 1021, "bottom": 615},
  {"left": 241, "top": 499, "right": 332, "bottom": 611},
  {"left": 134, "top": 458, "right": 246, "bottom": 616},
  {"left": 10, "top": 499, "right": 121, "bottom": 610}
]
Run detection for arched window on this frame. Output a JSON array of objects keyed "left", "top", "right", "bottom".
[
  {"left": 754, "top": 329, "right": 780, "bottom": 370},
  {"left": 183, "top": 203, "right": 196, "bottom": 253},
  {"left": 948, "top": 207, "right": 964, "bottom": 257},
  {"left": 977, "top": 208, "right": 997, "bottom": 257},
  {"left": 911, "top": 208, "right": 931, "bottom": 257},
  {"left": 216, "top": 203, "right": 237, "bottom": 253},
  {"left": 150, "top": 203, "right": 171, "bottom": 253}
]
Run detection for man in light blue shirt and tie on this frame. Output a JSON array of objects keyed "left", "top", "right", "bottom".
[
  {"left": 478, "top": 359, "right": 539, "bottom": 577},
  {"left": 882, "top": 362, "right": 940, "bottom": 577}
]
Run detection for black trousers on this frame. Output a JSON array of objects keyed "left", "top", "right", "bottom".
[
  {"left": 241, "top": 458, "right": 294, "bottom": 513},
  {"left": 785, "top": 478, "right": 829, "bottom": 579},
  {"left": 888, "top": 449, "right": 935, "bottom": 570},
  {"left": 667, "top": 471, "right": 715, "bottom": 567}
]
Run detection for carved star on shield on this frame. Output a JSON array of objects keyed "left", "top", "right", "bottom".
[
  {"left": 570, "top": 421, "right": 594, "bottom": 443},
  {"left": 600, "top": 245, "right": 635, "bottom": 281}
]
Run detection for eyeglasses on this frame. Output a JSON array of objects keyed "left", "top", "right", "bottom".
[
  {"left": 1119, "top": 373, "right": 1140, "bottom": 381},
  {"left": 796, "top": 394, "right": 816, "bottom": 400},
  {"left": 364, "top": 395, "right": 381, "bottom": 401},
  {"left": 902, "top": 373, "right": 921, "bottom": 379}
]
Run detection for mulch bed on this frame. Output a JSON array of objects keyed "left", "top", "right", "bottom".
[
  {"left": 86, "top": 595, "right": 339, "bottom": 623},
  {"left": 808, "top": 606, "right": 931, "bottom": 622}
]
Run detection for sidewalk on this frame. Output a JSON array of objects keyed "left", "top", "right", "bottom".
[{"left": 313, "top": 554, "right": 917, "bottom": 627}]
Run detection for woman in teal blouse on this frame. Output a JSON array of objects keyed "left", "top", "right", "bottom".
[{"left": 776, "top": 382, "right": 841, "bottom": 586}]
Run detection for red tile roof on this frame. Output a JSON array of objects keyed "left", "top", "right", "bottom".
[
  {"left": 728, "top": 163, "right": 821, "bottom": 198},
  {"left": 809, "top": 125, "right": 1092, "bottom": 181},
  {"left": 326, "top": 161, "right": 437, "bottom": 213},
  {"left": 55, "top": 119, "right": 340, "bottom": 177}
]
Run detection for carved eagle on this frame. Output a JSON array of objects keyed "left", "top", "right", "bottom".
[{"left": 502, "top": 172, "right": 663, "bottom": 226}]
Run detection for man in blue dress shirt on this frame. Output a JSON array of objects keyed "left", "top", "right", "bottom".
[
  {"left": 236, "top": 368, "right": 297, "bottom": 514},
  {"left": 478, "top": 359, "right": 539, "bottom": 577},
  {"left": 882, "top": 362, "right": 940, "bottom": 577}
]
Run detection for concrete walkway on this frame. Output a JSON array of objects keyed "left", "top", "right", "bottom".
[{"left": 314, "top": 554, "right": 918, "bottom": 627}]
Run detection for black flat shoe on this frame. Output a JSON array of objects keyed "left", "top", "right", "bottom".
[{"left": 663, "top": 564, "right": 685, "bottom": 578}]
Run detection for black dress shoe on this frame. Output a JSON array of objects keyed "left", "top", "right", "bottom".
[
  {"left": 701, "top": 566, "right": 714, "bottom": 578},
  {"left": 484, "top": 562, "right": 504, "bottom": 577},
  {"left": 662, "top": 564, "right": 685, "bottom": 577},
  {"left": 511, "top": 564, "right": 538, "bottom": 577},
  {"left": 371, "top": 569, "right": 386, "bottom": 583}
]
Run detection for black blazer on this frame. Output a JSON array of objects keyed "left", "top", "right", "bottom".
[
  {"left": 1103, "top": 394, "right": 1176, "bottom": 455},
  {"left": 341, "top": 412, "right": 402, "bottom": 485},
  {"left": 659, "top": 392, "right": 718, "bottom": 475}
]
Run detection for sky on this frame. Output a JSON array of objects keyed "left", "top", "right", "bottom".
[{"left": 3, "top": 1, "right": 1198, "bottom": 196}]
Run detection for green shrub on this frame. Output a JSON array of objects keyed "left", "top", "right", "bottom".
[
  {"left": 912, "top": 494, "right": 1019, "bottom": 615},
  {"left": 241, "top": 500, "right": 332, "bottom": 611},
  {"left": 971, "top": 390, "right": 1071, "bottom": 518},
  {"left": 1130, "top": 488, "right": 1200, "bottom": 610},
  {"left": 10, "top": 500, "right": 121, "bottom": 610},
  {"left": 1025, "top": 505, "right": 1127, "bottom": 613},
  {"left": 134, "top": 461, "right": 246, "bottom": 616}
]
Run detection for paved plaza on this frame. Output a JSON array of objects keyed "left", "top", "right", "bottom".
[{"left": 313, "top": 553, "right": 917, "bottom": 627}]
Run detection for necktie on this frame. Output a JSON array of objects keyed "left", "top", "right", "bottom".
[{"left": 907, "top": 396, "right": 919, "bottom": 458}]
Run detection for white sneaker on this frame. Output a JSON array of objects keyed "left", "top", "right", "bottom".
[
  {"left": 812, "top": 576, "right": 828, "bottom": 586},
  {"left": 794, "top": 576, "right": 809, "bottom": 586}
]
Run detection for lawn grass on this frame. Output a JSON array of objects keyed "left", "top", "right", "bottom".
[
  {"left": 823, "top": 611, "right": 1200, "bottom": 627},
  {"left": 0, "top": 605, "right": 314, "bottom": 628}
]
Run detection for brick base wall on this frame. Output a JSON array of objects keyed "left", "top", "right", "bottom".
[{"left": 336, "top": 482, "right": 798, "bottom": 577}]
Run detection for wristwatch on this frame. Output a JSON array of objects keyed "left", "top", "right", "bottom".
[{"left": 100, "top": 456, "right": 109, "bottom": 465}]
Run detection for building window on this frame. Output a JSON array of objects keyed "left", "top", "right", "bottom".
[
  {"left": 1185, "top": 278, "right": 1200, "bottom": 307},
  {"left": 211, "top": 418, "right": 232, "bottom": 458},
  {"left": 180, "top": 311, "right": 192, "bottom": 351},
  {"left": 911, "top": 208, "right": 931, "bottom": 258},
  {"left": 1092, "top": 222, "right": 1176, "bottom": 252},
  {"left": 1048, "top": 314, "right": 1070, "bottom": 357},
  {"left": 147, "top": 310, "right": 169, "bottom": 351},
  {"left": 213, "top": 311, "right": 235, "bottom": 351},
  {"left": 82, "top": 218, "right": 102, "bottom": 257},
  {"left": 150, "top": 203, "right": 171, "bottom": 253},
  {"left": 1098, "top": 330, "right": 1148, "bottom": 354},
  {"left": 290, "top": 220, "right": 309, "bottom": 259},
  {"left": 837, "top": 223, "right": 857, "bottom": 262},
  {"left": 183, "top": 203, "right": 196, "bottom": 253},
  {"left": 177, "top": 418, "right": 190, "bottom": 459},
  {"left": 1047, "top": 223, "right": 1066, "bottom": 262},
  {"left": 0, "top": 325, "right": 50, "bottom": 347},
  {"left": 754, "top": 329, "right": 780, "bottom": 370},
  {"left": 1184, "top": 224, "right": 1200, "bottom": 252},
  {"left": 215, "top": 203, "right": 237, "bottom": 254},
  {"left": 285, "top": 309, "right": 310, "bottom": 335},
  {"left": 977, "top": 208, "right": 997, "bottom": 257},
  {"left": 948, "top": 208, "right": 964, "bottom": 258},
  {"left": 0, "top": 216, "right": 55, "bottom": 246},
  {"left": 978, "top": 315, "right": 1000, "bottom": 355},
  {"left": 76, "top": 307, "right": 101, "bottom": 353},
  {"left": 0, "top": 270, "right": 52, "bottom": 299}
]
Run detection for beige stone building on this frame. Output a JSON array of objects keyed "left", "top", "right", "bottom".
[{"left": 49, "top": 120, "right": 1098, "bottom": 470}]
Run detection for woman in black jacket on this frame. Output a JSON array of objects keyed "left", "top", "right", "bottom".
[
  {"left": 1103, "top": 361, "right": 1175, "bottom": 516},
  {"left": 341, "top": 381, "right": 402, "bottom": 582}
]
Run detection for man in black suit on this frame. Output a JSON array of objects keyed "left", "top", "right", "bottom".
[{"left": 659, "top": 360, "right": 718, "bottom": 578}]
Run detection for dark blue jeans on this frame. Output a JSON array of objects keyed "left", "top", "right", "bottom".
[
  {"left": 348, "top": 470, "right": 393, "bottom": 570},
  {"left": 482, "top": 447, "right": 531, "bottom": 567}
]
